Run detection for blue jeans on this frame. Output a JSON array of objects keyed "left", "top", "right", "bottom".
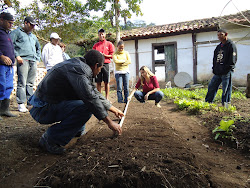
[
  {"left": 16, "top": 59, "right": 37, "bottom": 104},
  {"left": 205, "top": 71, "right": 233, "bottom": 104},
  {"left": 30, "top": 100, "right": 92, "bottom": 146},
  {"left": 0, "top": 65, "right": 14, "bottom": 100},
  {"left": 115, "top": 73, "right": 129, "bottom": 103},
  {"left": 134, "top": 90, "right": 164, "bottom": 104}
]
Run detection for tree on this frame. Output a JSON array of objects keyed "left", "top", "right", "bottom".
[
  {"left": 121, "top": 20, "right": 155, "bottom": 30},
  {"left": 10, "top": 0, "right": 118, "bottom": 57},
  {"left": 76, "top": 16, "right": 116, "bottom": 54},
  {"left": 0, "top": 0, "right": 12, "bottom": 11},
  {"left": 11, "top": 0, "right": 90, "bottom": 44},
  {"left": 10, "top": 0, "right": 144, "bottom": 56},
  {"left": 85, "top": 0, "right": 143, "bottom": 44}
]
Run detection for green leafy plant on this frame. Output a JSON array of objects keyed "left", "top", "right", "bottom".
[
  {"left": 174, "top": 99, "right": 213, "bottom": 113},
  {"left": 162, "top": 88, "right": 246, "bottom": 102},
  {"left": 162, "top": 88, "right": 241, "bottom": 114},
  {"left": 212, "top": 120, "right": 236, "bottom": 140},
  {"left": 174, "top": 99, "right": 190, "bottom": 110},
  {"left": 223, "top": 114, "right": 250, "bottom": 123},
  {"left": 187, "top": 100, "right": 211, "bottom": 114},
  {"left": 218, "top": 105, "right": 237, "bottom": 113}
]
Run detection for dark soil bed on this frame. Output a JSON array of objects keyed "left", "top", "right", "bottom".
[{"left": 0, "top": 93, "right": 249, "bottom": 188}]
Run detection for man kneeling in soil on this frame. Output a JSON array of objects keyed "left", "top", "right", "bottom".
[{"left": 29, "top": 50, "right": 123, "bottom": 154}]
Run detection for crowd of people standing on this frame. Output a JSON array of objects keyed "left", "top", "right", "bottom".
[{"left": 0, "top": 14, "right": 72, "bottom": 115}]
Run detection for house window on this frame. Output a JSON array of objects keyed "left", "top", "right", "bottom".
[{"left": 154, "top": 46, "right": 165, "bottom": 65}]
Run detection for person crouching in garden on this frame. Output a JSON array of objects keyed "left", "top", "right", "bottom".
[
  {"left": 28, "top": 50, "right": 123, "bottom": 154},
  {"left": 113, "top": 40, "right": 131, "bottom": 103},
  {"left": 128, "top": 66, "right": 164, "bottom": 108}
]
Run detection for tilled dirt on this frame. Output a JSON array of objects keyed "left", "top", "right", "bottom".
[{"left": 0, "top": 94, "right": 249, "bottom": 188}]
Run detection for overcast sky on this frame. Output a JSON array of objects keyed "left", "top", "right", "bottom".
[
  {"left": 17, "top": 0, "right": 250, "bottom": 25},
  {"left": 131, "top": 0, "right": 250, "bottom": 25}
]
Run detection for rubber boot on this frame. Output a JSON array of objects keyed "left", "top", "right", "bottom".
[{"left": 0, "top": 99, "right": 17, "bottom": 117}]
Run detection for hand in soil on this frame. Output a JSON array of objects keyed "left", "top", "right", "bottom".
[{"left": 103, "top": 116, "right": 122, "bottom": 135}]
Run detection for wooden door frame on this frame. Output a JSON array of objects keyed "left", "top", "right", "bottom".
[{"left": 152, "top": 42, "right": 178, "bottom": 78}]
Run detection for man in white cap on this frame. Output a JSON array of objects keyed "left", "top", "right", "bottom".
[{"left": 41, "top": 32, "right": 64, "bottom": 71}]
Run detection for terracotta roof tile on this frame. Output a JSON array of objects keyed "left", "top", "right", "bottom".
[{"left": 121, "top": 10, "right": 250, "bottom": 40}]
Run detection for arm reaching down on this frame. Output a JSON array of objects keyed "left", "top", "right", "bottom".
[
  {"left": 103, "top": 116, "right": 122, "bottom": 135},
  {"left": 109, "top": 106, "right": 124, "bottom": 119},
  {"left": 128, "top": 88, "right": 137, "bottom": 101}
]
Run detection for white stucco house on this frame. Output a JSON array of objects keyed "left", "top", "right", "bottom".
[{"left": 121, "top": 10, "right": 250, "bottom": 87}]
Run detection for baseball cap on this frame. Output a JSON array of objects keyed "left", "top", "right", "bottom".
[
  {"left": 218, "top": 28, "right": 227, "bottom": 34},
  {"left": 24, "top": 16, "right": 37, "bottom": 25},
  {"left": 0, "top": 12, "right": 14, "bottom": 21},
  {"left": 98, "top": 28, "right": 105, "bottom": 33},
  {"left": 50, "top": 32, "right": 61, "bottom": 39}
]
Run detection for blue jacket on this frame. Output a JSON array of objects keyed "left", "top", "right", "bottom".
[
  {"left": 10, "top": 27, "right": 41, "bottom": 62},
  {"left": 0, "top": 26, "right": 15, "bottom": 65}
]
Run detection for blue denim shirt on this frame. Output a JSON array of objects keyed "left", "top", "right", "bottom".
[{"left": 10, "top": 27, "right": 41, "bottom": 62}]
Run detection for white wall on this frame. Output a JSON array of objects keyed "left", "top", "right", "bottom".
[
  {"left": 124, "top": 28, "right": 250, "bottom": 86},
  {"left": 120, "top": 40, "right": 137, "bottom": 85},
  {"left": 124, "top": 34, "right": 194, "bottom": 82},
  {"left": 196, "top": 29, "right": 250, "bottom": 86},
  {"left": 196, "top": 31, "right": 218, "bottom": 82},
  {"left": 235, "top": 43, "right": 250, "bottom": 85},
  {"left": 176, "top": 34, "right": 193, "bottom": 76},
  {"left": 226, "top": 28, "right": 250, "bottom": 85}
]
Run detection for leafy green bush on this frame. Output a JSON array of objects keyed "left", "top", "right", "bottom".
[
  {"left": 231, "top": 90, "right": 247, "bottom": 99},
  {"left": 223, "top": 114, "right": 250, "bottom": 123},
  {"left": 218, "top": 105, "right": 237, "bottom": 113},
  {"left": 162, "top": 88, "right": 205, "bottom": 100},
  {"left": 188, "top": 100, "right": 212, "bottom": 114},
  {"left": 162, "top": 88, "right": 246, "bottom": 101},
  {"left": 212, "top": 120, "right": 236, "bottom": 141},
  {"left": 162, "top": 88, "right": 244, "bottom": 113},
  {"left": 174, "top": 99, "right": 215, "bottom": 114}
]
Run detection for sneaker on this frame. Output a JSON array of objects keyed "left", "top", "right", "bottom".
[
  {"left": 224, "top": 102, "right": 231, "bottom": 109},
  {"left": 75, "top": 130, "right": 86, "bottom": 137},
  {"left": 18, "top": 104, "right": 29, "bottom": 113},
  {"left": 155, "top": 103, "right": 161, "bottom": 108},
  {"left": 39, "top": 133, "right": 65, "bottom": 155}
]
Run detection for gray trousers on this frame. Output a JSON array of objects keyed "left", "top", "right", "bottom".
[{"left": 16, "top": 59, "right": 37, "bottom": 104}]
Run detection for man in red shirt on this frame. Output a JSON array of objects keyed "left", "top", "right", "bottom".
[{"left": 93, "top": 29, "right": 115, "bottom": 101}]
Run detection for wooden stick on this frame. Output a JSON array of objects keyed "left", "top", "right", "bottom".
[
  {"left": 119, "top": 100, "right": 130, "bottom": 127},
  {"left": 38, "top": 162, "right": 56, "bottom": 175},
  {"left": 90, "top": 162, "right": 99, "bottom": 172}
]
